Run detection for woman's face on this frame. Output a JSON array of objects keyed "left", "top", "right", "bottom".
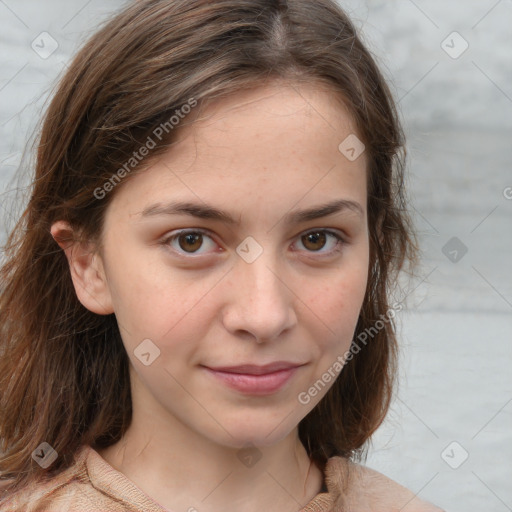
[{"left": 95, "top": 82, "right": 369, "bottom": 448}]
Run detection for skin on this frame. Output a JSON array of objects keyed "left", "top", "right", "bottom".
[{"left": 51, "top": 81, "right": 441, "bottom": 512}]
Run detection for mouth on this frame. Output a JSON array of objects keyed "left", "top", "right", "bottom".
[
  {"left": 201, "top": 361, "right": 306, "bottom": 395},
  {"left": 205, "top": 361, "right": 305, "bottom": 375}
]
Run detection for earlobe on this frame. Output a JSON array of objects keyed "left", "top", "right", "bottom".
[{"left": 50, "top": 220, "right": 114, "bottom": 315}]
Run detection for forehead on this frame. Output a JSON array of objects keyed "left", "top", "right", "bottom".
[
  {"left": 107, "top": 81, "right": 368, "bottom": 224},
  {"left": 188, "top": 80, "right": 360, "bottom": 144}
]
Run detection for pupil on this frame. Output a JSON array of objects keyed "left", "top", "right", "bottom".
[
  {"left": 180, "top": 233, "right": 202, "bottom": 252},
  {"left": 304, "top": 232, "right": 325, "bottom": 251}
]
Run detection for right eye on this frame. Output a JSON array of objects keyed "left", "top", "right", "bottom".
[{"left": 160, "top": 228, "right": 219, "bottom": 256}]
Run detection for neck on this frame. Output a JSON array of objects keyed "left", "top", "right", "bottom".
[
  {"left": 94, "top": 364, "right": 327, "bottom": 512},
  {"left": 96, "top": 412, "right": 324, "bottom": 512}
]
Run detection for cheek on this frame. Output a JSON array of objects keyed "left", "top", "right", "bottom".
[
  {"left": 309, "top": 260, "right": 368, "bottom": 322},
  {"left": 105, "top": 249, "right": 219, "bottom": 352},
  {"left": 305, "top": 264, "right": 368, "bottom": 354}
]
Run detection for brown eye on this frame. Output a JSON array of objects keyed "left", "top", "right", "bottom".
[
  {"left": 162, "top": 229, "right": 216, "bottom": 256},
  {"left": 296, "top": 230, "right": 345, "bottom": 256},
  {"left": 178, "top": 232, "right": 203, "bottom": 253},
  {"left": 301, "top": 231, "right": 327, "bottom": 251}
]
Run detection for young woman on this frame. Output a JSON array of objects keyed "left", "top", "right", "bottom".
[{"left": 0, "top": 1, "right": 443, "bottom": 510}]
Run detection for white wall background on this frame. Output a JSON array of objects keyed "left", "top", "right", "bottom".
[{"left": 1, "top": 1, "right": 511, "bottom": 510}]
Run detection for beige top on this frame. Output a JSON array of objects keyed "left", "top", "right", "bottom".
[
  {"left": 0, "top": 445, "right": 342, "bottom": 511},
  {"left": 0, "top": 445, "right": 444, "bottom": 511}
]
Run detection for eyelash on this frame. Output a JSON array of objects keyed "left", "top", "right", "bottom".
[{"left": 160, "top": 228, "right": 346, "bottom": 258}]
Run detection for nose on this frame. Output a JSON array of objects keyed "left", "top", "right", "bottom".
[{"left": 221, "top": 250, "right": 297, "bottom": 343}]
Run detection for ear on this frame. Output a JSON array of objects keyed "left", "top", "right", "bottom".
[{"left": 50, "top": 220, "right": 114, "bottom": 315}]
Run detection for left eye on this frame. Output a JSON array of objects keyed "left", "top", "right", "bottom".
[
  {"left": 161, "top": 229, "right": 344, "bottom": 256},
  {"left": 295, "top": 230, "right": 344, "bottom": 254}
]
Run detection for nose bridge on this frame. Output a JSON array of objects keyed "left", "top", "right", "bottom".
[
  {"left": 238, "top": 240, "right": 287, "bottom": 308},
  {"left": 244, "top": 252, "right": 283, "bottom": 301}
]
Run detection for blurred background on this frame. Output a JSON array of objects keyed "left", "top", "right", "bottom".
[{"left": 1, "top": 1, "right": 511, "bottom": 510}]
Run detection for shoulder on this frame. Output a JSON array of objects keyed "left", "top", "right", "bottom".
[
  {"left": 0, "top": 445, "right": 163, "bottom": 512},
  {"left": 0, "top": 446, "right": 95, "bottom": 512},
  {"left": 324, "top": 456, "right": 445, "bottom": 512}
]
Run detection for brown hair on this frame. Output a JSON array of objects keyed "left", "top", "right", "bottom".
[{"left": 0, "top": 0, "right": 417, "bottom": 499}]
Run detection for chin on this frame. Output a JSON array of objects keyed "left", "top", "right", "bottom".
[{"left": 209, "top": 418, "right": 296, "bottom": 450}]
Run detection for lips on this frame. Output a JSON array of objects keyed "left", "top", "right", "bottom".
[
  {"left": 201, "top": 361, "right": 306, "bottom": 395},
  {"left": 204, "top": 361, "right": 304, "bottom": 375}
]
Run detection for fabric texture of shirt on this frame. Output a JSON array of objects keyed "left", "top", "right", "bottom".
[{"left": 0, "top": 445, "right": 346, "bottom": 511}]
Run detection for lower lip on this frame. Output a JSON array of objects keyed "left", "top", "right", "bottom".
[{"left": 203, "top": 367, "right": 300, "bottom": 395}]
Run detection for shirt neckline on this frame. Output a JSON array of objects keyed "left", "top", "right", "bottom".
[{"left": 81, "top": 444, "right": 338, "bottom": 511}]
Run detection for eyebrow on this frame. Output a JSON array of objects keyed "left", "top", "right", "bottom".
[{"left": 139, "top": 198, "right": 364, "bottom": 225}]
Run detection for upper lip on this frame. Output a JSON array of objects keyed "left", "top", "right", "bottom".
[{"left": 204, "top": 361, "right": 305, "bottom": 375}]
